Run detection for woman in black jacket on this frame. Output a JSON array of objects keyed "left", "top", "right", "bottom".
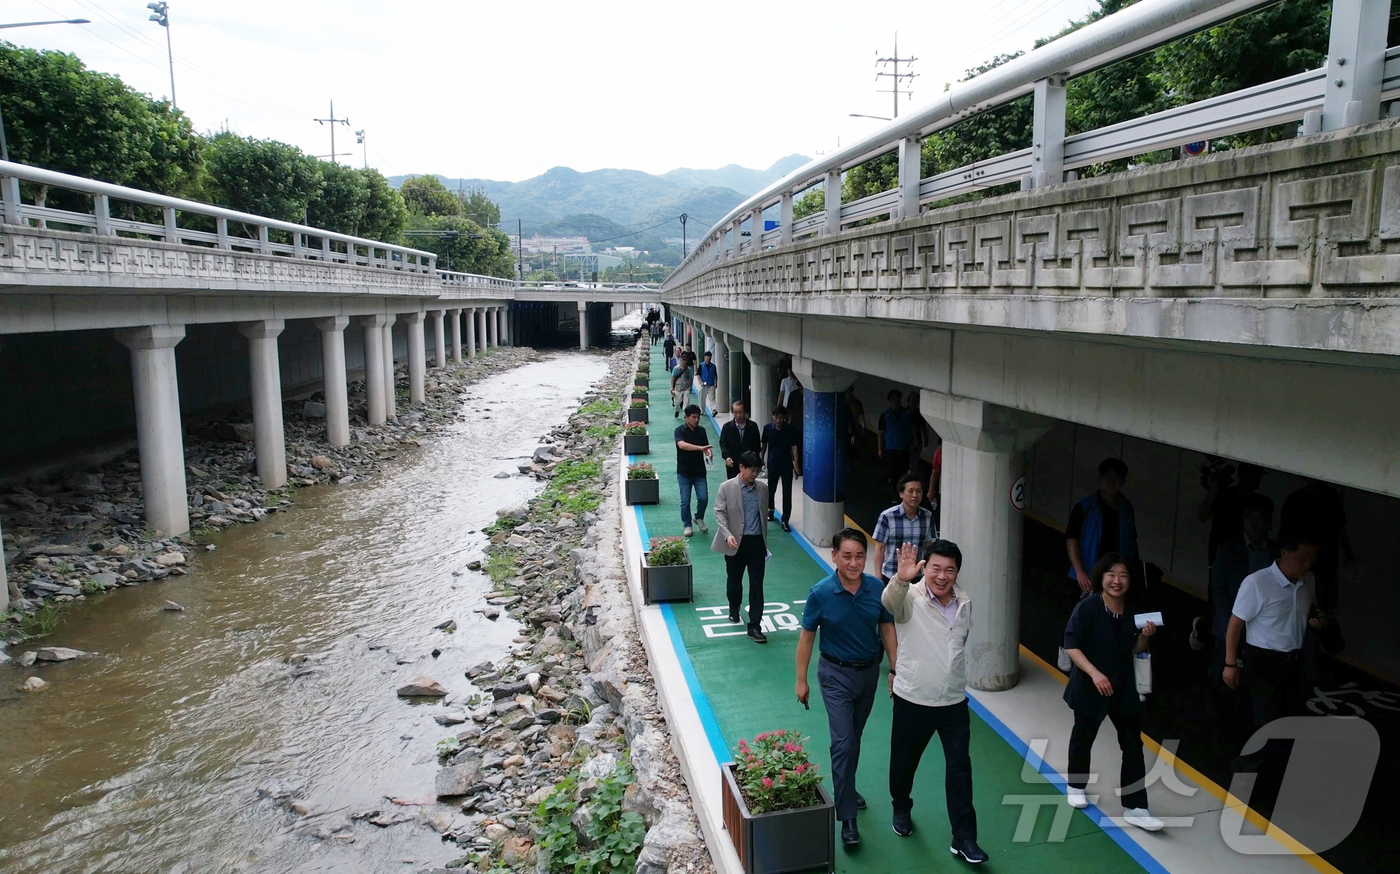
[{"left": 1062, "top": 551, "right": 1161, "bottom": 831}]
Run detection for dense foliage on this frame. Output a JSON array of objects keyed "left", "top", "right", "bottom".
[
  {"left": 731, "top": 730, "right": 823, "bottom": 814},
  {"left": 535, "top": 759, "right": 646, "bottom": 874},
  {"left": 646, "top": 536, "right": 688, "bottom": 567}
]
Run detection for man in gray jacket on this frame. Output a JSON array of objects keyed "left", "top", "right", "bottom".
[
  {"left": 712, "top": 451, "right": 770, "bottom": 643},
  {"left": 881, "top": 541, "right": 987, "bottom": 864}
]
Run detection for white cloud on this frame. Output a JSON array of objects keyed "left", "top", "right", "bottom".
[{"left": 7, "top": 0, "right": 1099, "bottom": 181}]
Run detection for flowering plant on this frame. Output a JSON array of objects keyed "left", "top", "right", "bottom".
[
  {"left": 629, "top": 399, "right": 647, "bottom": 409},
  {"left": 647, "top": 536, "right": 689, "bottom": 566},
  {"left": 624, "top": 422, "right": 648, "bottom": 436},
  {"left": 730, "top": 730, "right": 822, "bottom": 814},
  {"left": 627, "top": 462, "right": 657, "bottom": 480}
]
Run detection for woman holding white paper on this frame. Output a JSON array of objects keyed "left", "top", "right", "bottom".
[{"left": 1061, "top": 552, "right": 1161, "bottom": 831}]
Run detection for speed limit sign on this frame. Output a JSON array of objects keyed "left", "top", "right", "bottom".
[{"left": 1009, "top": 475, "right": 1027, "bottom": 511}]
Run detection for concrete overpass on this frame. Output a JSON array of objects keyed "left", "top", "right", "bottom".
[
  {"left": 661, "top": 0, "right": 1400, "bottom": 693},
  {"left": 0, "top": 160, "right": 660, "bottom": 613}
]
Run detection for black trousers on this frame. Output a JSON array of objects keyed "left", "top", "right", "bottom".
[
  {"left": 884, "top": 449, "right": 910, "bottom": 491},
  {"left": 1244, "top": 644, "right": 1307, "bottom": 729},
  {"left": 1067, "top": 699, "right": 1149, "bottom": 810},
  {"left": 768, "top": 467, "right": 794, "bottom": 519},
  {"left": 889, "top": 695, "right": 977, "bottom": 841},
  {"left": 725, "top": 534, "right": 766, "bottom": 628}
]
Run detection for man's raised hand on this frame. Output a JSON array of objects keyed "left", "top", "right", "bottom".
[{"left": 896, "top": 542, "right": 925, "bottom": 583}]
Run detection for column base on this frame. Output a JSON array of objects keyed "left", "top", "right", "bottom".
[{"left": 799, "top": 495, "right": 846, "bottom": 549}]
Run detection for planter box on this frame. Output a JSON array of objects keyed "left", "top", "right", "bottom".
[
  {"left": 625, "top": 477, "right": 660, "bottom": 505},
  {"left": 631, "top": 391, "right": 649, "bottom": 404},
  {"left": 722, "top": 763, "right": 835, "bottom": 874},
  {"left": 641, "top": 554, "right": 693, "bottom": 605},
  {"left": 628, "top": 406, "right": 649, "bottom": 423},
  {"left": 635, "top": 376, "right": 650, "bottom": 387},
  {"left": 624, "top": 434, "right": 650, "bottom": 455}
]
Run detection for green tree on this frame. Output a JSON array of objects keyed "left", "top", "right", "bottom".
[
  {"left": 407, "top": 214, "right": 514, "bottom": 278},
  {"left": 307, "top": 163, "right": 408, "bottom": 240},
  {"left": 461, "top": 187, "right": 500, "bottom": 227},
  {"left": 0, "top": 42, "right": 201, "bottom": 206},
  {"left": 200, "top": 132, "right": 322, "bottom": 224},
  {"left": 401, "top": 175, "right": 461, "bottom": 217}
]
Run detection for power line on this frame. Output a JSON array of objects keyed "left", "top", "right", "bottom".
[{"left": 875, "top": 32, "right": 918, "bottom": 119}]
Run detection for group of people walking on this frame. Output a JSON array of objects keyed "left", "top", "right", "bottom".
[{"left": 652, "top": 327, "right": 1350, "bottom": 860}]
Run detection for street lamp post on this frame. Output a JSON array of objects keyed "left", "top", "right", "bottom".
[
  {"left": 355, "top": 130, "right": 367, "bottom": 168},
  {"left": 146, "top": 3, "right": 176, "bottom": 110},
  {"left": 0, "top": 18, "right": 91, "bottom": 161}
]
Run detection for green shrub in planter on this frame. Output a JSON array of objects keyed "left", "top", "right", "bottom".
[
  {"left": 642, "top": 536, "right": 693, "bottom": 604},
  {"left": 627, "top": 399, "right": 649, "bottom": 423},
  {"left": 647, "top": 536, "right": 689, "bottom": 565},
  {"left": 627, "top": 462, "right": 657, "bottom": 479},
  {"left": 623, "top": 422, "right": 649, "bottom": 455},
  {"left": 625, "top": 462, "right": 659, "bottom": 505}
]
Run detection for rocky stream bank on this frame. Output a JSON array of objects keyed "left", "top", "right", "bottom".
[
  {"left": 2, "top": 347, "right": 541, "bottom": 661},
  {"left": 401, "top": 341, "right": 714, "bottom": 874}
]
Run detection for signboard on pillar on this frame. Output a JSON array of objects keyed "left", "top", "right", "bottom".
[
  {"left": 802, "top": 391, "right": 847, "bottom": 504},
  {"left": 1010, "top": 474, "right": 1027, "bottom": 511}
]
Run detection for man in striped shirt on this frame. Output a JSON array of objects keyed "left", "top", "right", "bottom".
[{"left": 872, "top": 473, "right": 936, "bottom": 584}]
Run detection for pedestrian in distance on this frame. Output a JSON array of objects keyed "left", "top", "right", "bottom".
[
  {"left": 673, "top": 404, "right": 712, "bottom": 538},
  {"left": 796, "top": 528, "right": 898, "bottom": 848},
  {"left": 877, "top": 390, "right": 914, "bottom": 497},
  {"left": 720, "top": 400, "right": 762, "bottom": 481},
  {"left": 872, "top": 473, "right": 936, "bottom": 585},
  {"left": 1062, "top": 457, "right": 1138, "bottom": 670},
  {"left": 761, "top": 404, "right": 800, "bottom": 532},
  {"left": 663, "top": 331, "right": 676, "bottom": 364},
  {"left": 670, "top": 354, "right": 695, "bottom": 419},
  {"left": 712, "top": 451, "right": 770, "bottom": 643},
  {"left": 1062, "top": 552, "right": 1162, "bottom": 832},
  {"left": 882, "top": 541, "right": 988, "bottom": 864},
  {"left": 698, "top": 350, "right": 718, "bottom": 416}
]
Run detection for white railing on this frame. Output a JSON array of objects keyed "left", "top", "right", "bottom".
[
  {"left": 515, "top": 281, "right": 661, "bottom": 292},
  {"left": 664, "top": 0, "right": 1396, "bottom": 290},
  {"left": 438, "top": 270, "right": 518, "bottom": 290},
  {"left": 0, "top": 159, "right": 438, "bottom": 273}
]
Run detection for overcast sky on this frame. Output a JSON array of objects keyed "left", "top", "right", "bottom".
[{"left": 8, "top": 0, "right": 1099, "bottom": 182}]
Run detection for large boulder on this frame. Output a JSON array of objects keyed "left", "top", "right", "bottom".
[
  {"left": 435, "top": 756, "right": 484, "bottom": 798},
  {"left": 397, "top": 676, "right": 448, "bottom": 697},
  {"left": 35, "top": 646, "right": 88, "bottom": 662}
]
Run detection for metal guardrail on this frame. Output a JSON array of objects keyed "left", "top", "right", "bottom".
[
  {"left": 664, "top": 0, "right": 1396, "bottom": 291},
  {"left": 0, "top": 159, "right": 439, "bottom": 273}
]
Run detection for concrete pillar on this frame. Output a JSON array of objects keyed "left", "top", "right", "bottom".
[
  {"left": 114, "top": 325, "right": 189, "bottom": 537},
  {"left": 358, "top": 315, "right": 388, "bottom": 425},
  {"left": 780, "top": 192, "right": 794, "bottom": 245},
  {"left": 1322, "top": 0, "right": 1391, "bottom": 131},
  {"left": 578, "top": 301, "right": 588, "bottom": 350},
  {"left": 448, "top": 308, "right": 462, "bottom": 363},
  {"left": 897, "top": 135, "right": 923, "bottom": 217},
  {"left": 237, "top": 320, "right": 287, "bottom": 489},
  {"left": 1031, "top": 76, "right": 1067, "bottom": 188},
  {"left": 466, "top": 307, "right": 478, "bottom": 359},
  {"left": 478, "top": 308, "right": 490, "bottom": 350},
  {"left": 792, "top": 357, "right": 857, "bottom": 547},
  {"left": 1, "top": 516, "right": 8, "bottom": 615},
  {"left": 497, "top": 307, "right": 507, "bottom": 347},
  {"left": 431, "top": 309, "right": 446, "bottom": 368},
  {"left": 823, "top": 168, "right": 841, "bottom": 236},
  {"left": 919, "top": 389, "right": 1054, "bottom": 691},
  {"left": 405, "top": 311, "right": 426, "bottom": 406},
  {"left": 712, "top": 333, "right": 730, "bottom": 413},
  {"left": 746, "top": 341, "right": 784, "bottom": 420},
  {"left": 484, "top": 307, "right": 495, "bottom": 349},
  {"left": 382, "top": 318, "right": 397, "bottom": 420},
  {"left": 313, "top": 316, "right": 351, "bottom": 446}
]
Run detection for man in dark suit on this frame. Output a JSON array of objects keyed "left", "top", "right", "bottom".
[{"left": 712, "top": 451, "right": 770, "bottom": 643}]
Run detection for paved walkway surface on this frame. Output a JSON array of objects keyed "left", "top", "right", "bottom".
[{"left": 630, "top": 344, "right": 1140, "bottom": 873}]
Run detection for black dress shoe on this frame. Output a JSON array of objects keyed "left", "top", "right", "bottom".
[
  {"left": 841, "top": 819, "right": 860, "bottom": 846},
  {"left": 747, "top": 627, "right": 768, "bottom": 644},
  {"left": 855, "top": 791, "right": 867, "bottom": 810},
  {"left": 891, "top": 809, "right": 913, "bottom": 837},
  {"left": 728, "top": 610, "right": 740, "bottom": 624},
  {"left": 780, "top": 521, "right": 791, "bottom": 533},
  {"left": 950, "top": 838, "right": 988, "bottom": 864}
]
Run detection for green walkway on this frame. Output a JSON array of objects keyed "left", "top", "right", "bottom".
[{"left": 629, "top": 343, "right": 1150, "bottom": 873}]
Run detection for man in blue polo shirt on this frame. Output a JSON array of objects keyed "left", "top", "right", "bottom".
[{"left": 797, "top": 528, "right": 897, "bottom": 848}]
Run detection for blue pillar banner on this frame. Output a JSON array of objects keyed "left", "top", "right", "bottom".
[{"left": 802, "top": 390, "right": 846, "bottom": 503}]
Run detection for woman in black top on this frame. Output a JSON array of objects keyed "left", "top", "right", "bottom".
[{"left": 1062, "top": 552, "right": 1161, "bottom": 830}]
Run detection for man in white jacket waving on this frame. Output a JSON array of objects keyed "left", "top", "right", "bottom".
[{"left": 881, "top": 540, "right": 988, "bottom": 865}]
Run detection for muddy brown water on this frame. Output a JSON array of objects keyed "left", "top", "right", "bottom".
[{"left": 0, "top": 353, "right": 609, "bottom": 873}]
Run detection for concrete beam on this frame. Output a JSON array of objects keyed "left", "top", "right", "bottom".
[
  {"left": 312, "top": 316, "right": 351, "bottom": 446},
  {"left": 238, "top": 319, "right": 288, "bottom": 489},
  {"left": 791, "top": 356, "right": 856, "bottom": 394},
  {"left": 114, "top": 324, "right": 189, "bottom": 536}
]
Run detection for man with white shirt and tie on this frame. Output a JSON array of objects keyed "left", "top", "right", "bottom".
[{"left": 1223, "top": 528, "right": 1331, "bottom": 768}]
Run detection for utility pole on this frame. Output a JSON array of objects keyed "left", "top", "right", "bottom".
[
  {"left": 314, "top": 100, "right": 350, "bottom": 164},
  {"left": 146, "top": 3, "right": 175, "bottom": 109},
  {"left": 680, "top": 213, "right": 688, "bottom": 258},
  {"left": 876, "top": 32, "right": 918, "bottom": 119},
  {"left": 517, "top": 218, "right": 524, "bottom": 281}
]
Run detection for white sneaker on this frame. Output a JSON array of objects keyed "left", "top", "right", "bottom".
[
  {"left": 696, "top": 519, "right": 708, "bottom": 533},
  {"left": 1123, "top": 808, "right": 1163, "bottom": 832},
  {"left": 1056, "top": 646, "right": 1072, "bottom": 672},
  {"left": 1066, "top": 787, "right": 1088, "bottom": 809},
  {"left": 683, "top": 526, "right": 693, "bottom": 537}
]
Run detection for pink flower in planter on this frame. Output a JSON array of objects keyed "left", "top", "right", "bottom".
[
  {"left": 756, "top": 732, "right": 769, "bottom": 741},
  {"left": 738, "top": 739, "right": 749, "bottom": 750},
  {"left": 783, "top": 743, "right": 800, "bottom": 753},
  {"left": 794, "top": 764, "right": 807, "bottom": 774},
  {"left": 761, "top": 777, "right": 773, "bottom": 789}
]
